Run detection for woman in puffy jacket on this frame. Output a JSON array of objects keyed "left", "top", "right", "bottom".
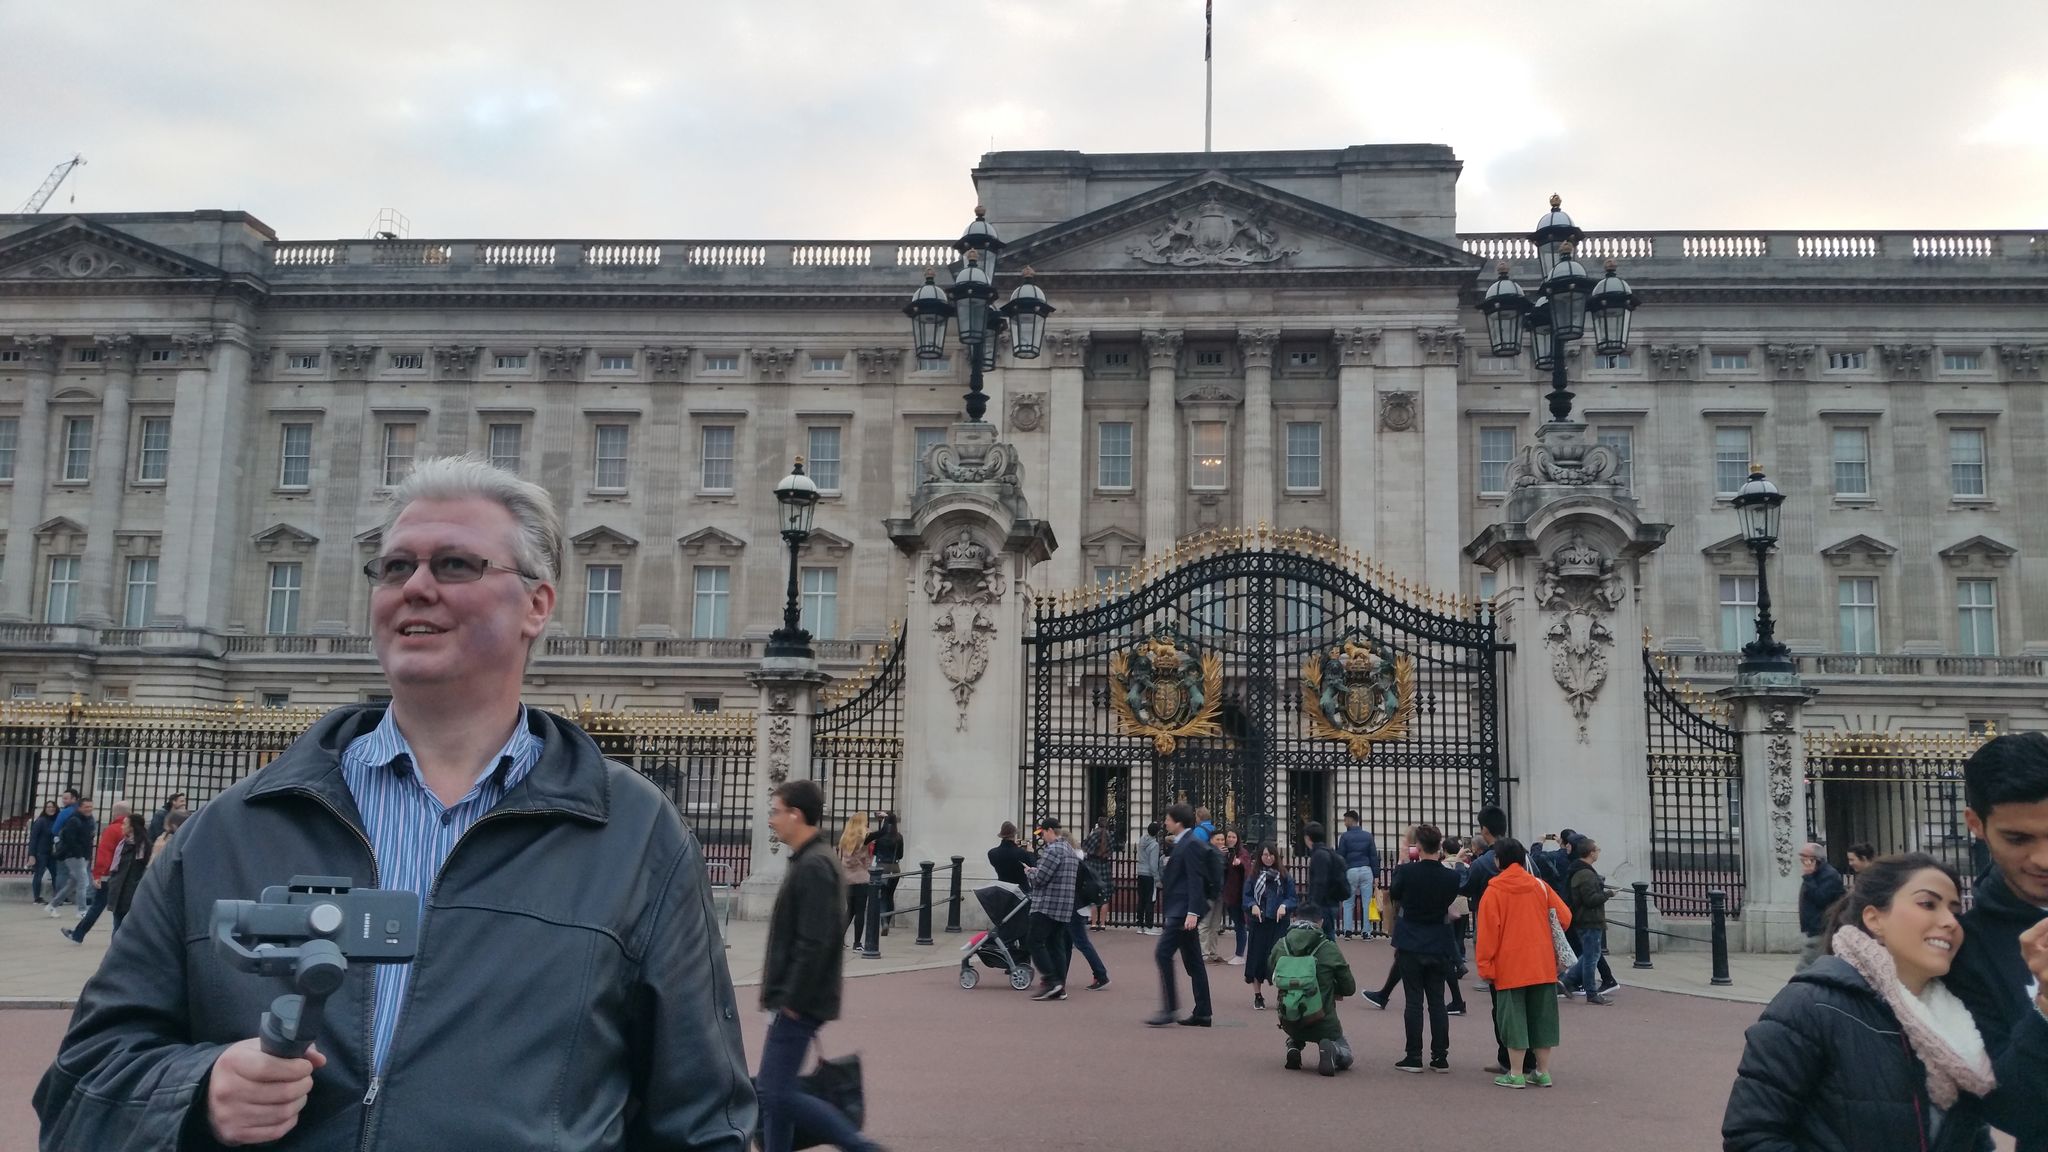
[{"left": 1723, "top": 852, "right": 2048, "bottom": 1152}]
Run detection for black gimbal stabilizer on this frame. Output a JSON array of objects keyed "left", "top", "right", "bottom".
[{"left": 212, "top": 876, "right": 421, "bottom": 1059}]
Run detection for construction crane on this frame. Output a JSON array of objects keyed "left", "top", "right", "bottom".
[{"left": 17, "top": 154, "right": 86, "bottom": 214}]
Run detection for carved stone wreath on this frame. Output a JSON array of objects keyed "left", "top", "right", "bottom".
[
  {"left": 1536, "top": 534, "right": 1627, "bottom": 742},
  {"left": 1009, "top": 392, "right": 1044, "bottom": 432},
  {"left": 1379, "top": 392, "right": 1416, "bottom": 432},
  {"left": 926, "top": 531, "right": 1006, "bottom": 729}
]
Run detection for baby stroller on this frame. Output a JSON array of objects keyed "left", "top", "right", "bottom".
[{"left": 959, "top": 881, "right": 1036, "bottom": 991}]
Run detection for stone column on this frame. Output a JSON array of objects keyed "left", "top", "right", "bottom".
[
  {"left": 1335, "top": 328, "right": 1381, "bottom": 556},
  {"left": 152, "top": 333, "right": 215, "bottom": 627},
  {"left": 1419, "top": 328, "right": 1464, "bottom": 591},
  {"left": 1237, "top": 328, "right": 1277, "bottom": 529},
  {"left": 0, "top": 335, "right": 55, "bottom": 620},
  {"left": 885, "top": 421, "right": 1057, "bottom": 869},
  {"left": 1719, "top": 680, "right": 1819, "bottom": 953},
  {"left": 1045, "top": 330, "right": 1089, "bottom": 591},
  {"left": 1469, "top": 454, "right": 1668, "bottom": 889},
  {"left": 1141, "top": 329, "right": 1182, "bottom": 555},
  {"left": 180, "top": 338, "right": 255, "bottom": 630},
  {"left": 736, "top": 657, "right": 830, "bottom": 917},
  {"left": 77, "top": 336, "right": 138, "bottom": 626}
]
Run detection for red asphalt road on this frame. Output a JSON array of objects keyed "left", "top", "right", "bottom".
[{"left": 5, "top": 932, "right": 1761, "bottom": 1152}]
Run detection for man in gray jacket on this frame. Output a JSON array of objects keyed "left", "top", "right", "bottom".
[{"left": 35, "top": 456, "right": 753, "bottom": 1150}]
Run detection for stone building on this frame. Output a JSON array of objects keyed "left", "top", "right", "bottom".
[{"left": 0, "top": 144, "right": 2043, "bottom": 736}]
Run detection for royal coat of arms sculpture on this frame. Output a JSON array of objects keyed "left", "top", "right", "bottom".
[
  {"left": 1300, "top": 636, "right": 1413, "bottom": 759},
  {"left": 1108, "top": 629, "right": 1225, "bottom": 755}
]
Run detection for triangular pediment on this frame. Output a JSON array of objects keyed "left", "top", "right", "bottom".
[
  {"left": 33, "top": 516, "right": 87, "bottom": 539},
  {"left": 1081, "top": 526, "right": 1145, "bottom": 569},
  {"left": 798, "top": 528, "right": 855, "bottom": 557},
  {"left": 1820, "top": 534, "right": 1897, "bottom": 568},
  {"left": 354, "top": 526, "right": 385, "bottom": 553},
  {"left": 678, "top": 526, "right": 747, "bottom": 556},
  {"left": 0, "top": 217, "right": 228, "bottom": 284},
  {"left": 570, "top": 525, "right": 641, "bottom": 552},
  {"left": 1002, "top": 172, "right": 1477, "bottom": 279},
  {"left": 1699, "top": 533, "right": 1750, "bottom": 567},
  {"left": 251, "top": 523, "right": 319, "bottom": 547},
  {"left": 1939, "top": 535, "right": 2017, "bottom": 568}
]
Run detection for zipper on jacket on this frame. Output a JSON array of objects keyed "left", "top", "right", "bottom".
[{"left": 288, "top": 789, "right": 384, "bottom": 1152}]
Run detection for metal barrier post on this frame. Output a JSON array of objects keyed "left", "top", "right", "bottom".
[
  {"left": 945, "top": 855, "right": 964, "bottom": 933},
  {"left": 915, "top": 860, "right": 935, "bottom": 945},
  {"left": 1708, "top": 889, "right": 1732, "bottom": 986},
  {"left": 862, "top": 862, "right": 885, "bottom": 959},
  {"left": 1632, "top": 882, "right": 1654, "bottom": 970}
]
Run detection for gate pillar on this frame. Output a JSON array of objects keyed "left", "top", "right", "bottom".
[
  {"left": 1718, "top": 681, "right": 1818, "bottom": 952},
  {"left": 737, "top": 657, "right": 830, "bottom": 918},
  {"left": 1468, "top": 427, "right": 1669, "bottom": 889},
  {"left": 886, "top": 420, "right": 1057, "bottom": 869}
]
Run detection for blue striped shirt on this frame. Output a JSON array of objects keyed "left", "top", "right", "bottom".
[{"left": 339, "top": 705, "right": 544, "bottom": 1077}]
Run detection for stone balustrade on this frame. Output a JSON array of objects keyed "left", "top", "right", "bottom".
[
  {"left": 0, "top": 627, "right": 885, "bottom": 667},
  {"left": 1657, "top": 650, "right": 2047, "bottom": 679}
]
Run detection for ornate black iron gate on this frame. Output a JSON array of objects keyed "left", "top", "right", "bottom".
[
  {"left": 810, "top": 624, "right": 907, "bottom": 835},
  {"left": 1024, "top": 530, "right": 1504, "bottom": 923},
  {"left": 1643, "top": 649, "right": 1745, "bottom": 915}
]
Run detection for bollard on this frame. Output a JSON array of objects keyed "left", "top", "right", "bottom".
[
  {"left": 945, "top": 855, "right": 964, "bottom": 934},
  {"left": 915, "top": 860, "right": 935, "bottom": 945},
  {"left": 862, "top": 861, "right": 885, "bottom": 959},
  {"left": 1632, "top": 882, "right": 1654, "bottom": 970},
  {"left": 1708, "top": 889, "right": 1732, "bottom": 986}
]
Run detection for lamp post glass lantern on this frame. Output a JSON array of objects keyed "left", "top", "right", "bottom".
[
  {"left": 766, "top": 457, "right": 821, "bottom": 659},
  {"left": 904, "top": 208, "right": 1056, "bottom": 425},
  {"left": 1492, "top": 194, "right": 1637, "bottom": 424},
  {"left": 1731, "top": 466, "right": 1794, "bottom": 676}
]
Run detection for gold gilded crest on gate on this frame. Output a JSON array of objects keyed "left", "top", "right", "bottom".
[
  {"left": 1108, "top": 629, "right": 1225, "bottom": 755},
  {"left": 1301, "top": 635, "right": 1413, "bottom": 759}
]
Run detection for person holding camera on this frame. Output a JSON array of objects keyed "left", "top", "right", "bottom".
[{"left": 35, "top": 456, "right": 753, "bottom": 1150}]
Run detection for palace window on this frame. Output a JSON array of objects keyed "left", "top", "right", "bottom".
[
  {"left": 1718, "top": 575, "right": 1758, "bottom": 650},
  {"left": 809, "top": 355, "right": 844, "bottom": 373},
  {"left": 1949, "top": 428, "right": 1986, "bottom": 497},
  {"left": 287, "top": 353, "right": 322, "bottom": 370},
  {"left": 123, "top": 558, "right": 157, "bottom": 628},
  {"left": 704, "top": 354, "right": 740, "bottom": 372},
  {"left": 388, "top": 353, "right": 424, "bottom": 370},
  {"left": 807, "top": 426, "right": 842, "bottom": 492},
  {"left": 493, "top": 353, "right": 528, "bottom": 370},
  {"left": 73, "top": 346, "right": 101, "bottom": 364},
  {"left": 1477, "top": 427, "right": 1516, "bottom": 496},
  {"left": 598, "top": 354, "right": 634, "bottom": 372},
  {"left": 0, "top": 417, "right": 17, "bottom": 480},
  {"left": 381, "top": 423, "right": 417, "bottom": 486},
  {"left": 584, "top": 565, "right": 623, "bottom": 637},
  {"left": 1595, "top": 428, "right": 1633, "bottom": 491},
  {"left": 1943, "top": 351, "right": 1983, "bottom": 372},
  {"left": 488, "top": 423, "right": 522, "bottom": 473},
  {"left": 1831, "top": 427, "right": 1870, "bottom": 497},
  {"left": 1838, "top": 577, "right": 1879, "bottom": 654},
  {"left": 1595, "top": 351, "right": 1633, "bottom": 370},
  {"left": 149, "top": 348, "right": 174, "bottom": 363},
  {"left": 800, "top": 567, "right": 838, "bottom": 639},
  {"left": 1189, "top": 421, "right": 1227, "bottom": 489},
  {"left": 1285, "top": 422, "right": 1322, "bottom": 491},
  {"left": 1957, "top": 580, "right": 1997, "bottom": 657},
  {"left": 593, "top": 424, "right": 629, "bottom": 491},
  {"left": 1714, "top": 426, "right": 1752, "bottom": 496},
  {"left": 700, "top": 426, "right": 735, "bottom": 492},
  {"left": 1097, "top": 422, "right": 1133, "bottom": 489},
  {"left": 1826, "top": 350, "right": 1867, "bottom": 371},
  {"left": 63, "top": 417, "right": 94, "bottom": 481},
  {"left": 692, "top": 566, "right": 730, "bottom": 638},
  {"left": 1709, "top": 351, "right": 1750, "bottom": 371},
  {"left": 266, "top": 563, "right": 302, "bottom": 635},
  {"left": 45, "top": 556, "right": 80, "bottom": 624},
  {"left": 279, "top": 423, "right": 313, "bottom": 488},
  {"left": 137, "top": 417, "right": 171, "bottom": 482}
]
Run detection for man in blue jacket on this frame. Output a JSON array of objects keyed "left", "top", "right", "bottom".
[
  {"left": 1335, "top": 811, "right": 1381, "bottom": 939},
  {"left": 1795, "top": 842, "right": 1846, "bottom": 973},
  {"left": 1147, "top": 804, "right": 1213, "bottom": 1027},
  {"left": 1948, "top": 732, "right": 2048, "bottom": 1152}
]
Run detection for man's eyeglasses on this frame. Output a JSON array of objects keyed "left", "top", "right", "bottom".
[{"left": 362, "top": 553, "right": 543, "bottom": 586}]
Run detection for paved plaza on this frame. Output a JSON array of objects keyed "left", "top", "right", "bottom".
[{"left": 4, "top": 890, "right": 1807, "bottom": 1152}]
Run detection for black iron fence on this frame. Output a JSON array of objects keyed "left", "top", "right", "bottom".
[
  {"left": 0, "top": 698, "right": 757, "bottom": 881},
  {"left": 1644, "top": 649, "right": 1745, "bottom": 916},
  {"left": 810, "top": 624, "right": 906, "bottom": 834},
  {"left": 1805, "top": 729, "right": 1985, "bottom": 900}
]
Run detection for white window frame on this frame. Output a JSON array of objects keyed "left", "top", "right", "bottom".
[
  {"left": 488, "top": 423, "right": 523, "bottom": 472},
  {"left": 808, "top": 355, "right": 845, "bottom": 373},
  {"left": 123, "top": 557, "right": 158, "bottom": 628},
  {"left": 1478, "top": 426, "right": 1516, "bottom": 496},
  {"left": 593, "top": 424, "right": 630, "bottom": 491},
  {"left": 1708, "top": 351, "right": 1751, "bottom": 371},
  {"left": 492, "top": 353, "right": 528, "bottom": 370},
  {"left": 136, "top": 416, "right": 171, "bottom": 482},
  {"left": 691, "top": 565, "right": 731, "bottom": 639},
  {"left": 598, "top": 353, "right": 635, "bottom": 372},
  {"left": 1714, "top": 426, "right": 1753, "bottom": 497},
  {"left": 45, "top": 556, "right": 80, "bottom": 624},
  {"left": 1284, "top": 421, "right": 1322, "bottom": 492},
  {"left": 1094, "top": 565, "right": 1131, "bottom": 587},
  {"left": 62, "top": 417, "right": 94, "bottom": 482},
  {"left": 584, "top": 565, "right": 623, "bottom": 637},
  {"left": 800, "top": 566, "right": 838, "bottom": 639},
  {"left": 1949, "top": 428, "right": 1987, "bottom": 498},
  {"left": 1957, "top": 579, "right": 1997, "bottom": 657},
  {"left": 703, "top": 354, "right": 740, "bottom": 373},
  {"left": 148, "top": 348, "right": 175, "bottom": 363},
  {"left": 699, "top": 425, "right": 735, "bottom": 492},
  {"left": 1595, "top": 427, "right": 1634, "bottom": 491},
  {"left": 266, "top": 562, "right": 303, "bottom": 636},
  {"left": 1838, "top": 577, "right": 1879, "bottom": 654},
  {"left": 1825, "top": 350, "right": 1867, "bottom": 372},
  {"left": 388, "top": 352, "right": 424, "bottom": 371},
  {"left": 381, "top": 423, "right": 417, "bottom": 487},
  {"left": 286, "top": 352, "right": 322, "bottom": 371},
  {"left": 279, "top": 423, "right": 313, "bottom": 488},
  {"left": 0, "top": 416, "right": 18, "bottom": 480},
  {"left": 1942, "top": 350, "right": 1984, "bottom": 373},
  {"left": 1594, "top": 351, "right": 1634, "bottom": 370},
  {"left": 1718, "top": 575, "right": 1758, "bottom": 651},
  {"left": 1831, "top": 426, "right": 1871, "bottom": 498},
  {"left": 1189, "top": 421, "right": 1228, "bottom": 490},
  {"left": 1097, "top": 422, "right": 1133, "bottom": 490},
  {"left": 807, "top": 426, "right": 843, "bottom": 493}
]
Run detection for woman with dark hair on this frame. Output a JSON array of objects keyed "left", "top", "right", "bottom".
[
  {"left": 864, "top": 811, "right": 904, "bottom": 936},
  {"left": 1724, "top": 852, "right": 2048, "bottom": 1152},
  {"left": 1083, "top": 817, "right": 1116, "bottom": 931},
  {"left": 29, "top": 801, "right": 59, "bottom": 904},
  {"left": 1220, "top": 828, "right": 1253, "bottom": 964},
  {"left": 1242, "top": 843, "right": 1296, "bottom": 1011},
  {"left": 64, "top": 814, "right": 150, "bottom": 943},
  {"left": 839, "top": 812, "right": 872, "bottom": 949}
]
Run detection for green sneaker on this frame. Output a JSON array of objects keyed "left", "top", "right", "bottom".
[
  {"left": 1528, "top": 1071, "right": 1554, "bottom": 1088},
  {"left": 1493, "top": 1073, "right": 1527, "bottom": 1089}
]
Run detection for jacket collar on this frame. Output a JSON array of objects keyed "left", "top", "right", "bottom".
[
  {"left": 1972, "top": 868, "right": 2048, "bottom": 923},
  {"left": 245, "top": 704, "right": 611, "bottom": 824}
]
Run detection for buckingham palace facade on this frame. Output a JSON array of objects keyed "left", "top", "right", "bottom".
[{"left": 0, "top": 144, "right": 2043, "bottom": 734}]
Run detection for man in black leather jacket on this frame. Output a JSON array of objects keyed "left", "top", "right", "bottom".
[{"left": 34, "top": 457, "right": 753, "bottom": 1151}]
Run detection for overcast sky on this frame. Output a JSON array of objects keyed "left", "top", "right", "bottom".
[{"left": 6, "top": 1, "right": 2044, "bottom": 241}]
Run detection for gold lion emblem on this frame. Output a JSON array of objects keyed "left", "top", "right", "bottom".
[
  {"left": 1108, "top": 629, "right": 1225, "bottom": 755},
  {"left": 1301, "top": 636, "right": 1413, "bottom": 759}
]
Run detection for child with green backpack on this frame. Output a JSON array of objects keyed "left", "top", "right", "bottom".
[{"left": 1268, "top": 901, "right": 1357, "bottom": 1076}]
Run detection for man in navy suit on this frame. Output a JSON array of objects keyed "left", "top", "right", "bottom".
[{"left": 1147, "top": 804, "right": 1214, "bottom": 1027}]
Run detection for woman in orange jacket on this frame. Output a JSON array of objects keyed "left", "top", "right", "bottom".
[{"left": 1475, "top": 838, "right": 1572, "bottom": 1089}]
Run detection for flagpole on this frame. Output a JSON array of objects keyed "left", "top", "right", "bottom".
[{"left": 1204, "top": 1, "right": 1213, "bottom": 152}]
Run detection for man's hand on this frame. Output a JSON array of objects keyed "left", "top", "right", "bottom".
[
  {"left": 2020, "top": 918, "right": 2048, "bottom": 1014},
  {"left": 1184, "top": 913, "right": 1198, "bottom": 930},
  {"left": 207, "top": 1039, "right": 325, "bottom": 1147}
]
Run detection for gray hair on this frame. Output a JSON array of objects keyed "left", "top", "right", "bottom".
[
  {"left": 381, "top": 455, "right": 563, "bottom": 585},
  {"left": 109, "top": 800, "right": 132, "bottom": 819}
]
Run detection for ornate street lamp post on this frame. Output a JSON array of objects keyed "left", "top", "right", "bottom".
[
  {"left": 1478, "top": 195, "right": 1638, "bottom": 424},
  {"left": 903, "top": 206, "right": 1057, "bottom": 424},
  {"left": 1732, "top": 466, "right": 1795, "bottom": 677},
  {"left": 764, "top": 457, "right": 821, "bottom": 660}
]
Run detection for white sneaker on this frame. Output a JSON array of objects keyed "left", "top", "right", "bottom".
[{"left": 1227, "top": 956, "right": 1246, "bottom": 966}]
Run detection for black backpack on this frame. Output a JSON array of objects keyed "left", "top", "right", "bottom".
[
  {"left": 1199, "top": 840, "right": 1223, "bottom": 903},
  {"left": 1073, "top": 857, "right": 1106, "bottom": 908},
  {"left": 1315, "top": 846, "right": 1350, "bottom": 906}
]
